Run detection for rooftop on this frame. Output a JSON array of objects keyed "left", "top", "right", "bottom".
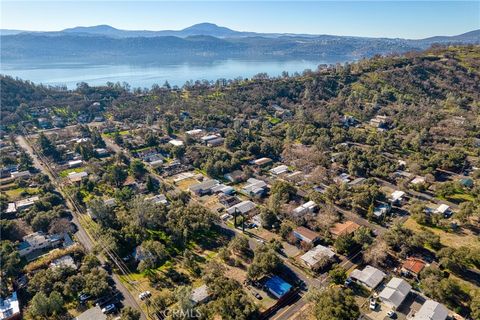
[
  {"left": 402, "top": 257, "right": 426, "bottom": 275},
  {"left": 350, "top": 265, "right": 386, "bottom": 289},
  {"left": 412, "top": 300, "right": 449, "bottom": 320},
  {"left": 330, "top": 220, "right": 360, "bottom": 237},
  {"left": 264, "top": 276, "right": 292, "bottom": 299}
]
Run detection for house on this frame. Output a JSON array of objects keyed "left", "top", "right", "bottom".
[
  {"left": 349, "top": 177, "right": 366, "bottom": 186},
  {"left": 300, "top": 245, "right": 336, "bottom": 270},
  {"left": 218, "top": 194, "right": 240, "bottom": 208},
  {"left": 369, "top": 115, "right": 391, "bottom": 130},
  {"left": 190, "top": 284, "right": 210, "bottom": 305},
  {"left": 211, "top": 184, "right": 235, "bottom": 195},
  {"left": 50, "top": 255, "right": 77, "bottom": 270},
  {"left": 227, "top": 200, "right": 256, "bottom": 215},
  {"left": 68, "top": 160, "right": 83, "bottom": 168},
  {"left": 373, "top": 203, "right": 391, "bottom": 218},
  {"left": 10, "top": 171, "right": 31, "bottom": 180},
  {"left": 458, "top": 177, "right": 474, "bottom": 188},
  {"left": 224, "top": 170, "right": 245, "bottom": 183},
  {"left": 293, "top": 226, "right": 320, "bottom": 244},
  {"left": 378, "top": 277, "right": 411, "bottom": 310},
  {"left": 293, "top": 201, "right": 317, "bottom": 216},
  {"left": 146, "top": 194, "right": 168, "bottom": 206},
  {"left": 264, "top": 276, "right": 292, "bottom": 299},
  {"left": 94, "top": 148, "right": 109, "bottom": 157},
  {"left": 185, "top": 129, "right": 204, "bottom": 137},
  {"left": 17, "top": 232, "right": 62, "bottom": 257},
  {"left": 410, "top": 176, "right": 426, "bottom": 185},
  {"left": 412, "top": 300, "right": 449, "bottom": 320},
  {"left": 188, "top": 179, "right": 219, "bottom": 196},
  {"left": 270, "top": 165, "right": 289, "bottom": 175},
  {"left": 68, "top": 171, "right": 88, "bottom": 183},
  {"left": 330, "top": 221, "right": 360, "bottom": 238},
  {"left": 389, "top": 190, "right": 406, "bottom": 205},
  {"left": 207, "top": 137, "right": 225, "bottom": 147},
  {"left": 168, "top": 139, "right": 184, "bottom": 147},
  {"left": 6, "top": 203, "right": 16, "bottom": 214},
  {"left": 148, "top": 159, "right": 164, "bottom": 169},
  {"left": 75, "top": 306, "right": 107, "bottom": 320},
  {"left": 435, "top": 204, "right": 452, "bottom": 217},
  {"left": 200, "top": 134, "right": 220, "bottom": 144},
  {"left": 334, "top": 173, "right": 351, "bottom": 184},
  {"left": 0, "top": 291, "right": 20, "bottom": 320},
  {"left": 15, "top": 196, "right": 40, "bottom": 211},
  {"left": 251, "top": 157, "right": 273, "bottom": 167},
  {"left": 243, "top": 178, "right": 267, "bottom": 197},
  {"left": 401, "top": 257, "right": 427, "bottom": 278},
  {"left": 350, "top": 265, "right": 386, "bottom": 290}
]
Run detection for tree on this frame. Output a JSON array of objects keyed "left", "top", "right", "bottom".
[
  {"left": 229, "top": 235, "right": 251, "bottom": 258},
  {"left": 329, "top": 266, "right": 347, "bottom": 285},
  {"left": 120, "top": 307, "right": 141, "bottom": 320},
  {"left": 352, "top": 226, "right": 373, "bottom": 249},
  {"left": 363, "top": 240, "right": 389, "bottom": 267},
  {"left": 28, "top": 291, "right": 64, "bottom": 319},
  {"left": 137, "top": 240, "right": 167, "bottom": 271},
  {"left": 18, "top": 150, "right": 33, "bottom": 170},
  {"left": 334, "top": 234, "right": 356, "bottom": 255},
  {"left": 247, "top": 245, "right": 281, "bottom": 280},
  {"left": 310, "top": 286, "right": 360, "bottom": 320},
  {"left": 0, "top": 241, "right": 21, "bottom": 277},
  {"left": 260, "top": 208, "right": 277, "bottom": 229},
  {"left": 129, "top": 159, "right": 146, "bottom": 179},
  {"left": 38, "top": 133, "right": 60, "bottom": 160}
]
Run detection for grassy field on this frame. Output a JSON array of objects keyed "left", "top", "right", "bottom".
[
  {"left": 4, "top": 187, "right": 40, "bottom": 201},
  {"left": 404, "top": 218, "right": 480, "bottom": 250},
  {"left": 59, "top": 167, "right": 85, "bottom": 177}
]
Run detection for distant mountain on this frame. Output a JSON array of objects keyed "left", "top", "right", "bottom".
[{"left": 1, "top": 23, "right": 478, "bottom": 62}]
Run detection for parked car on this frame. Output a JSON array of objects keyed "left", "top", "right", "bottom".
[
  {"left": 344, "top": 277, "right": 353, "bottom": 286},
  {"left": 138, "top": 291, "right": 152, "bottom": 301},
  {"left": 387, "top": 310, "right": 397, "bottom": 319},
  {"left": 369, "top": 298, "right": 377, "bottom": 310},
  {"left": 102, "top": 304, "right": 116, "bottom": 314},
  {"left": 78, "top": 293, "right": 91, "bottom": 304},
  {"left": 253, "top": 292, "right": 262, "bottom": 300}
]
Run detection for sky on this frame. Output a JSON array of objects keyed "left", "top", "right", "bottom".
[{"left": 1, "top": 1, "right": 479, "bottom": 39}]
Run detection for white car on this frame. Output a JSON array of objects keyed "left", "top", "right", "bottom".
[
  {"left": 387, "top": 310, "right": 397, "bottom": 318},
  {"left": 102, "top": 304, "right": 116, "bottom": 314},
  {"left": 138, "top": 291, "right": 151, "bottom": 300},
  {"left": 369, "top": 298, "right": 377, "bottom": 310}
]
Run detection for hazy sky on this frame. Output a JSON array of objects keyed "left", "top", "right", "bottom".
[{"left": 1, "top": 1, "right": 479, "bottom": 39}]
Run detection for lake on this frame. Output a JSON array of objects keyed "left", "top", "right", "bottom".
[{"left": 0, "top": 58, "right": 345, "bottom": 89}]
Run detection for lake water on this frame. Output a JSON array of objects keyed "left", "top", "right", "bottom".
[{"left": 0, "top": 58, "right": 344, "bottom": 89}]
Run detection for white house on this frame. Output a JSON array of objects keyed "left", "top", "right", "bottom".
[
  {"left": 270, "top": 165, "right": 289, "bottom": 175},
  {"left": 389, "top": 190, "right": 406, "bottom": 205},
  {"left": 293, "top": 201, "right": 317, "bottom": 216},
  {"left": 168, "top": 139, "right": 184, "bottom": 147},
  {"left": 227, "top": 200, "right": 256, "bottom": 215},
  {"left": 243, "top": 178, "right": 267, "bottom": 197},
  {"left": 350, "top": 265, "right": 386, "bottom": 290},
  {"left": 0, "top": 291, "right": 20, "bottom": 320},
  {"left": 412, "top": 300, "right": 449, "bottom": 320},
  {"left": 378, "top": 277, "right": 411, "bottom": 310},
  {"left": 300, "top": 245, "right": 335, "bottom": 269},
  {"left": 15, "top": 196, "right": 39, "bottom": 211},
  {"left": 17, "top": 232, "right": 61, "bottom": 257},
  {"left": 435, "top": 204, "right": 452, "bottom": 217},
  {"left": 68, "top": 160, "right": 83, "bottom": 168}
]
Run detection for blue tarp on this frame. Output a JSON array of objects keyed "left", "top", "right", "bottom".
[{"left": 264, "top": 275, "right": 292, "bottom": 299}]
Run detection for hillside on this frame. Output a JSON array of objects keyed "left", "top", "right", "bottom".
[{"left": 1, "top": 24, "right": 478, "bottom": 62}]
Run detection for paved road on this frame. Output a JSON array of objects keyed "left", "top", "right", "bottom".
[{"left": 16, "top": 135, "right": 146, "bottom": 320}]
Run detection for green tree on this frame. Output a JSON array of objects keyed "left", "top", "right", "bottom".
[
  {"left": 329, "top": 266, "right": 347, "bottom": 285},
  {"left": 310, "top": 286, "right": 360, "bottom": 320},
  {"left": 120, "top": 306, "right": 141, "bottom": 320}
]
